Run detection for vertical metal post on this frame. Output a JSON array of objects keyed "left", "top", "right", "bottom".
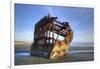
[
  {"left": 49, "top": 23, "right": 50, "bottom": 44},
  {"left": 52, "top": 23, "right": 54, "bottom": 44}
]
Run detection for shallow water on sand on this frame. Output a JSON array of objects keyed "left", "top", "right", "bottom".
[
  {"left": 15, "top": 49, "right": 94, "bottom": 65},
  {"left": 15, "top": 50, "right": 93, "bottom": 57}
]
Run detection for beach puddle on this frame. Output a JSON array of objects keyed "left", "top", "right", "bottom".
[{"left": 15, "top": 50, "right": 93, "bottom": 57}]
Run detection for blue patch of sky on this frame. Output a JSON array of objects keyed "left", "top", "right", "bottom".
[{"left": 15, "top": 4, "right": 94, "bottom": 43}]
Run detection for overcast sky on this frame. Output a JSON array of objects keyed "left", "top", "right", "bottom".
[{"left": 15, "top": 4, "right": 94, "bottom": 43}]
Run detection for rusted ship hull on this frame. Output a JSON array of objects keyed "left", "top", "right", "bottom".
[{"left": 30, "top": 14, "right": 73, "bottom": 59}]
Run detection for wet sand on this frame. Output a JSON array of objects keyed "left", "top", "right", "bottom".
[{"left": 15, "top": 42, "right": 94, "bottom": 65}]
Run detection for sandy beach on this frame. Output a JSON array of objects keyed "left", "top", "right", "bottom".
[{"left": 14, "top": 41, "right": 94, "bottom": 65}]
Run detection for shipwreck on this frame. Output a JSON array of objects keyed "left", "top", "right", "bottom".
[{"left": 30, "top": 14, "right": 73, "bottom": 59}]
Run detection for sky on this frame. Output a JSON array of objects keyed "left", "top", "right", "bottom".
[{"left": 15, "top": 3, "right": 94, "bottom": 43}]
